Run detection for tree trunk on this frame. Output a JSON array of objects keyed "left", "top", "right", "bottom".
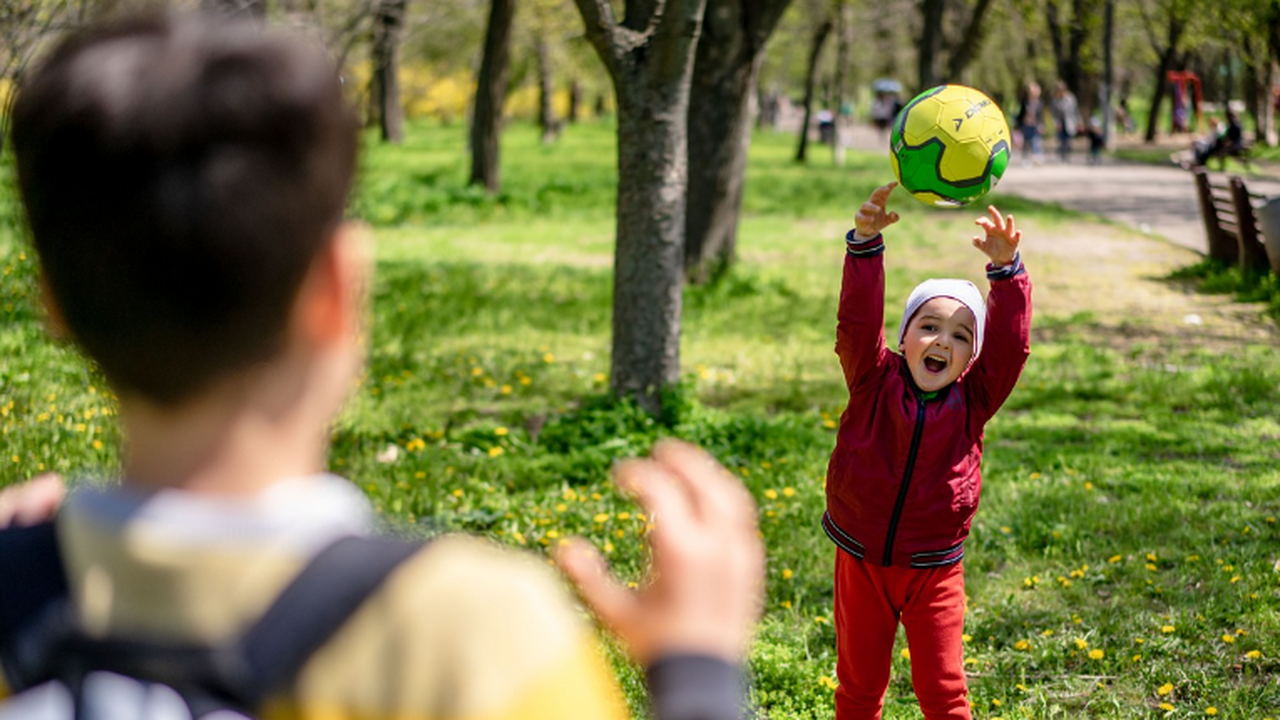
[
  {"left": 1144, "top": 14, "right": 1184, "bottom": 143},
  {"left": 944, "top": 0, "right": 994, "bottom": 81},
  {"left": 370, "top": 0, "right": 407, "bottom": 144},
  {"left": 918, "top": 0, "right": 944, "bottom": 90},
  {"left": 568, "top": 79, "right": 582, "bottom": 123},
  {"left": 795, "top": 17, "right": 833, "bottom": 163},
  {"left": 573, "top": 0, "right": 708, "bottom": 415},
  {"left": 536, "top": 34, "right": 557, "bottom": 144},
  {"left": 832, "top": 1, "right": 852, "bottom": 165},
  {"left": 469, "top": 0, "right": 516, "bottom": 191},
  {"left": 684, "top": 0, "right": 792, "bottom": 283}
]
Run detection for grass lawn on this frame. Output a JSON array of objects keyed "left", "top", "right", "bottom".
[{"left": 2, "top": 120, "right": 1279, "bottom": 718}]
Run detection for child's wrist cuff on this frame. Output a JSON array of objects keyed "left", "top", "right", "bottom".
[
  {"left": 986, "top": 251, "right": 1024, "bottom": 280},
  {"left": 845, "top": 230, "right": 885, "bottom": 257}
]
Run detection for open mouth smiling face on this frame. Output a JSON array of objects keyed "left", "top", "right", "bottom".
[{"left": 901, "top": 297, "right": 976, "bottom": 393}]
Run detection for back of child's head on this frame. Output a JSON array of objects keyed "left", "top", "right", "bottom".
[{"left": 11, "top": 12, "right": 359, "bottom": 405}]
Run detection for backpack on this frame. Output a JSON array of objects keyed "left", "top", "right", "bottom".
[{"left": 0, "top": 522, "right": 422, "bottom": 719}]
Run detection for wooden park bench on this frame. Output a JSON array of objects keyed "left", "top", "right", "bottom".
[{"left": 1192, "top": 167, "right": 1270, "bottom": 272}]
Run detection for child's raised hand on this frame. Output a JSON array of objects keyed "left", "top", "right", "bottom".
[
  {"left": 853, "top": 182, "right": 900, "bottom": 240},
  {"left": 972, "top": 205, "right": 1021, "bottom": 266}
]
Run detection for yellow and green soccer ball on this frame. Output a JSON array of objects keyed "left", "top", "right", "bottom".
[{"left": 890, "top": 84, "right": 1011, "bottom": 208}]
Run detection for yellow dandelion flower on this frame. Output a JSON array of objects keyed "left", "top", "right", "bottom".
[
  {"left": 555, "top": 503, "right": 567, "bottom": 513},
  {"left": 494, "top": 426, "right": 509, "bottom": 437},
  {"left": 822, "top": 419, "right": 837, "bottom": 429},
  {"left": 1146, "top": 563, "right": 1158, "bottom": 571},
  {"left": 782, "top": 487, "right": 796, "bottom": 497},
  {"left": 1108, "top": 554, "right": 1122, "bottom": 563},
  {"left": 1000, "top": 526, "right": 1012, "bottom": 534},
  {"left": 546, "top": 530, "right": 559, "bottom": 539},
  {"left": 1134, "top": 638, "right": 1145, "bottom": 644},
  {"left": 471, "top": 367, "right": 483, "bottom": 376},
  {"left": 1016, "top": 683, "right": 1028, "bottom": 692},
  {"left": 1246, "top": 650, "right": 1261, "bottom": 660},
  {"left": 764, "top": 489, "right": 778, "bottom": 500},
  {"left": 593, "top": 513, "right": 610, "bottom": 524},
  {"left": 900, "top": 648, "right": 910, "bottom": 660},
  {"left": 1040, "top": 629, "right": 1054, "bottom": 637},
  {"left": 451, "top": 489, "right": 463, "bottom": 498},
  {"left": 991, "top": 698, "right": 1002, "bottom": 707},
  {"left": 1205, "top": 708, "right": 1218, "bottom": 716},
  {"left": 782, "top": 569, "right": 794, "bottom": 580},
  {"left": 1161, "top": 625, "right": 1175, "bottom": 634},
  {"left": 814, "top": 617, "right": 828, "bottom": 624},
  {"left": 501, "top": 384, "right": 512, "bottom": 394},
  {"left": 1133, "top": 654, "right": 1141, "bottom": 662},
  {"left": 1088, "top": 649, "right": 1104, "bottom": 660},
  {"left": 1084, "top": 481, "right": 1094, "bottom": 490},
  {"left": 1014, "top": 639, "right": 1032, "bottom": 651},
  {"left": 488, "top": 446, "right": 504, "bottom": 457},
  {"left": 617, "top": 512, "right": 631, "bottom": 521},
  {"left": 1029, "top": 472, "right": 1042, "bottom": 480},
  {"left": 1157, "top": 683, "right": 1174, "bottom": 696},
  {"left": 780, "top": 600, "right": 792, "bottom": 609},
  {"left": 592, "top": 373, "right": 606, "bottom": 383},
  {"left": 520, "top": 376, "right": 532, "bottom": 386},
  {"left": 1221, "top": 634, "right": 1234, "bottom": 644},
  {"left": 1146, "top": 553, "right": 1158, "bottom": 562},
  {"left": 1159, "top": 702, "right": 1175, "bottom": 712},
  {"left": 964, "top": 657, "right": 978, "bottom": 666},
  {"left": 542, "top": 353, "right": 555, "bottom": 363},
  {"left": 1074, "top": 638, "right": 1089, "bottom": 649},
  {"left": 603, "top": 542, "right": 614, "bottom": 553},
  {"left": 1230, "top": 576, "right": 1241, "bottom": 583},
  {"left": 92, "top": 440, "right": 103, "bottom": 450}
]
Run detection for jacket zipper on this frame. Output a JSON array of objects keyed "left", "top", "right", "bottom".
[{"left": 882, "top": 390, "right": 927, "bottom": 566}]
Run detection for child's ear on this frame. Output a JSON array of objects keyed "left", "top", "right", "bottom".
[{"left": 295, "top": 222, "right": 373, "bottom": 346}]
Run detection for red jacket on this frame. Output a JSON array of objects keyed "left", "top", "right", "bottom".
[{"left": 823, "top": 236, "right": 1032, "bottom": 568}]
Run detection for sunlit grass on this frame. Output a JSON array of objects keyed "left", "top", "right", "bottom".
[{"left": 2, "top": 121, "right": 1278, "bottom": 718}]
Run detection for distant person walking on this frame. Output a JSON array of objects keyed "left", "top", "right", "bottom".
[
  {"left": 1051, "top": 82, "right": 1079, "bottom": 163},
  {"left": 1015, "top": 82, "right": 1045, "bottom": 165}
]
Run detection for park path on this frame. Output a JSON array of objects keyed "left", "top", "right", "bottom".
[{"left": 841, "top": 124, "right": 1280, "bottom": 348}]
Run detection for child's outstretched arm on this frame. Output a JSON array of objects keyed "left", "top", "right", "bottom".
[
  {"left": 967, "top": 205, "right": 1032, "bottom": 421},
  {"left": 835, "top": 182, "right": 900, "bottom": 393}
]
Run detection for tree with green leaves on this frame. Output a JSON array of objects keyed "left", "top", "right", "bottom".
[
  {"left": 572, "top": 0, "right": 707, "bottom": 414},
  {"left": 470, "top": 0, "right": 516, "bottom": 191},
  {"left": 683, "top": 0, "right": 792, "bottom": 283}
]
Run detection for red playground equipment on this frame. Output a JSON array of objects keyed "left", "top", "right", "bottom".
[{"left": 1166, "top": 70, "right": 1203, "bottom": 134}]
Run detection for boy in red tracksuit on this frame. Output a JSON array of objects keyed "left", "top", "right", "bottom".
[{"left": 824, "top": 182, "right": 1032, "bottom": 720}]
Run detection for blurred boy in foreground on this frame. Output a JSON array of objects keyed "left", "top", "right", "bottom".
[{"left": 1, "top": 12, "right": 762, "bottom": 719}]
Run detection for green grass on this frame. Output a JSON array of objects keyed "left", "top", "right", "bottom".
[{"left": 3, "top": 121, "right": 1279, "bottom": 718}]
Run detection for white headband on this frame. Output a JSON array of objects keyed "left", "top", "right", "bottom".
[{"left": 898, "top": 279, "right": 987, "bottom": 368}]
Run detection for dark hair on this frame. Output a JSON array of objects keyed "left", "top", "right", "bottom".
[{"left": 11, "top": 12, "right": 359, "bottom": 404}]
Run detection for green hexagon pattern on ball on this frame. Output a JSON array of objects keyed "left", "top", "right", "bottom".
[{"left": 890, "top": 84, "right": 1011, "bottom": 208}]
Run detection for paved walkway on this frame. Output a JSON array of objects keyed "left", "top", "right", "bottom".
[{"left": 996, "top": 156, "right": 1280, "bottom": 255}]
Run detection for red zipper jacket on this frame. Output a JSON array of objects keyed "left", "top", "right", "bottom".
[{"left": 823, "top": 233, "right": 1032, "bottom": 568}]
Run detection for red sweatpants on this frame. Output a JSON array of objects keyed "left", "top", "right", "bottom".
[{"left": 833, "top": 550, "right": 970, "bottom": 720}]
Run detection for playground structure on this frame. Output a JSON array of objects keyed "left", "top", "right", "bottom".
[{"left": 1167, "top": 70, "right": 1203, "bottom": 134}]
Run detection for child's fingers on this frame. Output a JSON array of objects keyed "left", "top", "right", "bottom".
[
  {"left": 986, "top": 205, "right": 1004, "bottom": 229},
  {"left": 974, "top": 217, "right": 996, "bottom": 233},
  {"left": 868, "top": 182, "right": 897, "bottom": 206},
  {"left": 886, "top": 211, "right": 900, "bottom": 225}
]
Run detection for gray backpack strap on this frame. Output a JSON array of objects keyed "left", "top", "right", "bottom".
[
  {"left": 0, "top": 521, "right": 68, "bottom": 692},
  {"left": 4, "top": 534, "right": 424, "bottom": 717},
  {"left": 231, "top": 535, "right": 423, "bottom": 707}
]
